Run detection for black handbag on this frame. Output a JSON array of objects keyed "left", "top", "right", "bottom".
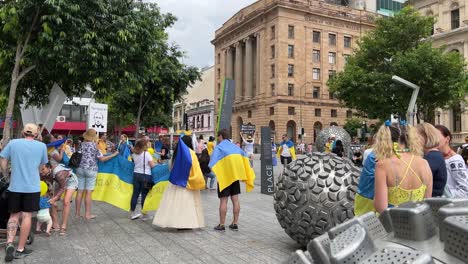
[{"left": 68, "top": 152, "right": 82, "bottom": 168}]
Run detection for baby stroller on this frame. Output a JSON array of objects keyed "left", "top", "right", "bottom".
[{"left": 0, "top": 175, "right": 35, "bottom": 246}]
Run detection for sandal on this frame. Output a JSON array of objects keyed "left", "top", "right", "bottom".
[
  {"left": 85, "top": 215, "right": 97, "bottom": 220},
  {"left": 59, "top": 227, "right": 67, "bottom": 236},
  {"left": 51, "top": 227, "right": 60, "bottom": 232}
]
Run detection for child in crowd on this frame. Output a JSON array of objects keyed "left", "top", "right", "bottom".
[
  {"left": 36, "top": 182, "right": 52, "bottom": 236},
  {"left": 199, "top": 149, "right": 216, "bottom": 190}
]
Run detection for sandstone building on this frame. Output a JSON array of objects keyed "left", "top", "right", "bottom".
[
  {"left": 409, "top": 0, "right": 468, "bottom": 142},
  {"left": 212, "top": 0, "right": 375, "bottom": 143}
]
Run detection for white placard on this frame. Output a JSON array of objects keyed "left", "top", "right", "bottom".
[{"left": 87, "top": 103, "right": 108, "bottom": 132}]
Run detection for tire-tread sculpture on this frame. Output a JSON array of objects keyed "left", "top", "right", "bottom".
[{"left": 274, "top": 153, "right": 361, "bottom": 246}]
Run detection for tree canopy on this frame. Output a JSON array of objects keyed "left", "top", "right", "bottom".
[
  {"left": 328, "top": 7, "right": 468, "bottom": 122},
  {"left": 0, "top": 0, "right": 199, "bottom": 143}
]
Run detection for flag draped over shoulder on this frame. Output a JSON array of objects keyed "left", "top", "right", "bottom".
[
  {"left": 169, "top": 138, "right": 205, "bottom": 190},
  {"left": 209, "top": 140, "right": 255, "bottom": 193},
  {"left": 93, "top": 155, "right": 170, "bottom": 212},
  {"left": 277, "top": 140, "right": 297, "bottom": 160}
]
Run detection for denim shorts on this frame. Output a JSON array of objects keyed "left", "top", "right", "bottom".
[
  {"left": 66, "top": 173, "right": 79, "bottom": 190},
  {"left": 75, "top": 168, "right": 97, "bottom": 191}
]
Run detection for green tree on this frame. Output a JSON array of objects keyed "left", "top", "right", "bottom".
[
  {"left": 0, "top": 1, "right": 176, "bottom": 145},
  {"left": 328, "top": 7, "right": 468, "bottom": 121},
  {"left": 343, "top": 118, "right": 364, "bottom": 138}
]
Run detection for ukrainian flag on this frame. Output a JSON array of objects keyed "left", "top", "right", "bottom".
[
  {"left": 354, "top": 151, "right": 377, "bottom": 216},
  {"left": 93, "top": 156, "right": 170, "bottom": 212},
  {"left": 142, "top": 163, "right": 171, "bottom": 212},
  {"left": 277, "top": 140, "right": 297, "bottom": 160},
  {"left": 93, "top": 155, "right": 134, "bottom": 211},
  {"left": 209, "top": 139, "right": 255, "bottom": 193},
  {"left": 169, "top": 138, "right": 205, "bottom": 190}
]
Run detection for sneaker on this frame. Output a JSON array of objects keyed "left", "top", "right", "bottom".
[
  {"left": 229, "top": 224, "right": 239, "bottom": 231},
  {"left": 130, "top": 212, "right": 141, "bottom": 220},
  {"left": 14, "top": 248, "right": 33, "bottom": 259},
  {"left": 5, "top": 243, "right": 15, "bottom": 262},
  {"left": 141, "top": 213, "right": 150, "bottom": 221},
  {"left": 214, "top": 224, "right": 225, "bottom": 232}
]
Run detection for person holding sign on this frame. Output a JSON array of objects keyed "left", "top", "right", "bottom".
[{"left": 240, "top": 132, "right": 255, "bottom": 168}]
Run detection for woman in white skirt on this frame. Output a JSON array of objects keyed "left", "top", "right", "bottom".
[{"left": 153, "top": 136, "right": 205, "bottom": 229}]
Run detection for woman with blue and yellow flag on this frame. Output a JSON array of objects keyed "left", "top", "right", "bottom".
[
  {"left": 209, "top": 129, "right": 255, "bottom": 231},
  {"left": 277, "top": 134, "right": 296, "bottom": 165},
  {"left": 152, "top": 135, "right": 206, "bottom": 229}
]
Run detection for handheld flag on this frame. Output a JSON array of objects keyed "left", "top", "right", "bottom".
[
  {"left": 209, "top": 139, "right": 255, "bottom": 193},
  {"left": 169, "top": 138, "right": 205, "bottom": 190}
]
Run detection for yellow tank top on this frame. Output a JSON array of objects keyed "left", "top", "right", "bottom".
[{"left": 388, "top": 155, "right": 427, "bottom": 206}]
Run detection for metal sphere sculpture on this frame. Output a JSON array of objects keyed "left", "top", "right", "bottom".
[
  {"left": 315, "top": 126, "right": 352, "bottom": 153},
  {"left": 274, "top": 153, "right": 361, "bottom": 246}
]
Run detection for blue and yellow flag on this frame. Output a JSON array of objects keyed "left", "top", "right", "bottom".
[
  {"left": 277, "top": 140, "right": 297, "bottom": 160},
  {"left": 209, "top": 139, "right": 255, "bottom": 193},
  {"left": 169, "top": 139, "right": 205, "bottom": 190},
  {"left": 143, "top": 163, "right": 171, "bottom": 212},
  {"left": 93, "top": 155, "right": 170, "bottom": 212}
]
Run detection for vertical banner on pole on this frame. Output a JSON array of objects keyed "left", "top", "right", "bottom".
[
  {"left": 260, "top": 126, "right": 274, "bottom": 195},
  {"left": 216, "top": 79, "right": 235, "bottom": 135}
]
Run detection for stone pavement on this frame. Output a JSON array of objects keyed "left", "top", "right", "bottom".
[{"left": 0, "top": 156, "right": 300, "bottom": 264}]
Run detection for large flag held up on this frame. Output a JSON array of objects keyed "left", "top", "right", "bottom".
[
  {"left": 169, "top": 138, "right": 205, "bottom": 190},
  {"left": 209, "top": 139, "right": 255, "bottom": 193},
  {"left": 93, "top": 155, "right": 170, "bottom": 212}
]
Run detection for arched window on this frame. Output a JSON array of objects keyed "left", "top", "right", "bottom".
[
  {"left": 286, "top": 120, "right": 297, "bottom": 142},
  {"left": 313, "top": 122, "right": 323, "bottom": 143},
  {"left": 330, "top": 122, "right": 338, "bottom": 127},
  {"left": 453, "top": 104, "right": 462, "bottom": 132}
]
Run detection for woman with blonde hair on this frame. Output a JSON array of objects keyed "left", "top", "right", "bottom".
[
  {"left": 373, "top": 121, "right": 432, "bottom": 213},
  {"left": 416, "top": 123, "right": 447, "bottom": 197}
]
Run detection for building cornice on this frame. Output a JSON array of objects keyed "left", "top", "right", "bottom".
[
  {"left": 430, "top": 26, "right": 468, "bottom": 41},
  {"left": 212, "top": 0, "right": 377, "bottom": 46}
]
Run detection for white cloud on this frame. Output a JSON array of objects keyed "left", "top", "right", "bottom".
[{"left": 147, "top": 0, "right": 257, "bottom": 68}]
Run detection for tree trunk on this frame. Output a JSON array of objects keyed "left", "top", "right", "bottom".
[
  {"left": 134, "top": 91, "right": 144, "bottom": 139},
  {"left": 2, "top": 46, "right": 22, "bottom": 148}
]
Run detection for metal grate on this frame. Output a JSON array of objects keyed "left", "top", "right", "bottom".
[
  {"left": 362, "top": 248, "right": 434, "bottom": 264},
  {"left": 443, "top": 215, "right": 468, "bottom": 263}
]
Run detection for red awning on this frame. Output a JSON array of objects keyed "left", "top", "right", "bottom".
[
  {"left": 116, "top": 125, "right": 168, "bottom": 134},
  {"left": 0, "top": 121, "right": 18, "bottom": 129},
  {"left": 51, "top": 122, "right": 87, "bottom": 134}
]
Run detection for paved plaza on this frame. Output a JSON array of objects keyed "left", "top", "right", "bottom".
[{"left": 0, "top": 156, "right": 300, "bottom": 264}]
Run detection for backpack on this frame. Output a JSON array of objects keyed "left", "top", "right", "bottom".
[{"left": 461, "top": 144, "right": 468, "bottom": 164}]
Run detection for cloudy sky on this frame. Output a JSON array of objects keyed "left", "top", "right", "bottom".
[{"left": 150, "top": 0, "right": 257, "bottom": 69}]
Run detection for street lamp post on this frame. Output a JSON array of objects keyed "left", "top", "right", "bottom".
[
  {"left": 437, "top": 110, "right": 441, "bottom": 125},
  {"left": 391, "top": 76, "right": 420, "bottom": 125}
]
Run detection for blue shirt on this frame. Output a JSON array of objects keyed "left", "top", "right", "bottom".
[
  {"left": 0, "top": 139, "right": 48, "bottom": 193},
  {"left": 39, "top": 196, "right": 51, "bottom": 209},
  {"left": 356, "top": 151, "right": 377, "bottom": 199},
  {"left": 423, "top": 150, "right": 447, "bottom": 197}
]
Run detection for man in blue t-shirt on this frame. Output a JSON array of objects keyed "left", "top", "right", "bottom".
[{"left": 0, "top": 123, "right": 48, "bottom": 262}]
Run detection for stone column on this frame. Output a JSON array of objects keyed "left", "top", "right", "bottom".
[
  {"left": 255, "top": 33, "right": 261, "bottom": 97},
  {"left": 234, "top": 42, "right": 243, "bottom": 100},
  {"left": 244, "top": 37, "right": 254, "bottom": 98},
  {"left": 464, "top": 41, "right": 468, "bottom": 59},
  {"left": 226, "top": 47, "right": 234, "bottom": 79}
]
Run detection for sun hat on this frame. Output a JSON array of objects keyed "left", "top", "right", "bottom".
[
  {"left": 83, "top": 128, "right": 98, "bottom": 141},
  {"left": 23, "top": 123, "right": 39, "bottom": 136}
]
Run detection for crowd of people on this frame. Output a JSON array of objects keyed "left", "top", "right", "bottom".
[
  {"left": 0, "top": 125, "right": 254, "bottom": 262},
  {"left": 355, "top": 121, "right": 468, "bottom": 216}
]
